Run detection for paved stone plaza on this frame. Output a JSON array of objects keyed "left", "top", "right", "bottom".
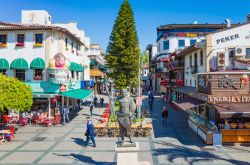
[{"left": 0, "top": 95, "right": 250, "bottom": 165}]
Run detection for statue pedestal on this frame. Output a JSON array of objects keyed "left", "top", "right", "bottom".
[{"left": 115, "top": 142, "right": 151, "bottom": 165}]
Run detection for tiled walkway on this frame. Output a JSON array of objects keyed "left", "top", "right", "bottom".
[{"left": 0, "top": 94, "right": 250, "bottom": 164}]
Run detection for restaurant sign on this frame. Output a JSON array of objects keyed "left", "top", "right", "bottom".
[
  {"left": 208, "top": 95, "right": 250, "bottom": 104},
  {"left": 48, "top": 68, "right": 69, "bottom": 84}
]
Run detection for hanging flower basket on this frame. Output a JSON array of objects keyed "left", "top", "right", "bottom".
[
  {"left": 33, "top": 43, "right": 43, "bottom": 47},
  {"left": 0, "top": 43, "right": 7, "bottom": 47},
  {"left": 16, "top": 42, "right": 25, "bottom": 47}
]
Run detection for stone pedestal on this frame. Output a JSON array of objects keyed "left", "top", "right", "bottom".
[{"left": 115, "top": 142, "right": 151, "bottom": 165}]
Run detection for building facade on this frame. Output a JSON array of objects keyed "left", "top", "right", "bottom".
[{"left": 0, "top": 10, "right": 92, "bottom": 117}]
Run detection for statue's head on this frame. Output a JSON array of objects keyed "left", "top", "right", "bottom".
[{"left": 121, "top": 89, "right": 128, "bottom": 97}]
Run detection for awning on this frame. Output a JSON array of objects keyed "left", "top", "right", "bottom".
[
  {"left": 90, "top": 60, "right": 95, "bottom": 65},
  {"left": 60, "top": 89, "right": 93, "bottom": 100},
  {"left": 69, "top": 62, "right": 84, "bottom": 72},
  {"left": 173, "top": 98, "right": 205, "bottom": 111},
  {"left": 215, "top": 104, "right": 250, "bottom": 118},
  {"left": 161, "top": 57, "right": 170, "bottom": 62},
  {"left": 0, "top": 58, "right": 9, "bottom": 69},
  {"left": 10, "top": 58, "right": 29, "bottom": 70},
  {"left": 30, "top": 58, "right": 45, "bottom": 69}
]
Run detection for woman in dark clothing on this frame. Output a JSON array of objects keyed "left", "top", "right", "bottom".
[{"left": 162, "top": 107, "right": 168, "bottom": 125}]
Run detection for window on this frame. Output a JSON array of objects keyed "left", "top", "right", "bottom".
[
  {"left": 71, "top": 71, "right": 75, "bottom": 79},
  {"left": 76, "top": 72, "right": 79, "bottom": 80},
  {"left": 34, "top": 69, "right": 43, "bottom": 80},
  {"left": 178, "top": 40, "right": 185, "bottom": 47},
  {"left": 144, "top": 70, "right": 147, "bottom": 75},
  {"left": 200, "top": 50, "right": 204, "bottom": 65},
  {"left": 0, "top": 35, "right": 7, "bottom": 44},
  {"left": 185, "top": 79, "right": 188, "bottom": 85},
  {"left": 65, "top": 38, "right": 68, "bottom": 47},
  {"left": 71, "top": 42, "right": 74, "bottom": 50},
  {"left": 246, "top": 48, "right": 250, "bottom": 59},
  {"left": 189, "top": 55, "right": 192, "bottom": 67},
  {"left": 163, "top": 41, "right": 169, "bottom": 50},
  {"left": 190, "top": 39, "right": 196, "bottom": 46},
  {"left": 190, "top": 79, "right": 192, "bottom": 86},
  {"left": 17, "top": 34, "right": 25, "bottom": 43},
  {"left": 0, "top": 69, "right": 7, "bottom": 75},
  {"left": 76, "top": 45, "right": 79, "bottom": 51},
  {"left": 15, "top": 70, "right": 25, "bottom": 81},
  {"left": 35, "top": 34, "right": 43, "bottom": 44},
  {"left": 228, "top": 48, "right": 235, "bottom": 57}
]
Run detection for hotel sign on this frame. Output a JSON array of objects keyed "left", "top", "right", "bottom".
[{"left": 208, "top": 95, "right": 250, "bottom": 104}]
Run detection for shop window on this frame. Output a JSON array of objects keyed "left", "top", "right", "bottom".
[
  {"left": 35, "top": 34, "right": 43, "bottom": 44},
  {"left": 185, "top": 79, "right": 188, "bottom": 85},
  {"left": 200, "top": 50, "right": 204, "bottom": 65},
  {"left": 178, "top": 40, "right": 185, "bottom": 47},
  {"left": 76, "top": 71, "right": 80, "bottom": 80},
  {"left": 17, "top": 34, "right": 25, "bottom": 43},
  {"left": 71, "top": 71, "right": 75, "bottom": 79},
  {"left": 163, "top": 40, "right": 169, "bottom": 50},
  {"left": 246, "top": 48, "right": 250, "bottom": 59},
  {"left": 34, "top": 69, "right": 43, "bottom": 80},
  {"left": 0, "top": 69, "right": 7, "bottom": 75},
  {"left": 190, "top": 39, "right": 196, "bottom": 46},
  {"left": 0, "top": 35, "right": 7, "bottom": 44},
  {"left": 15, "top": 70, "right": 25, "bottom": 81}
]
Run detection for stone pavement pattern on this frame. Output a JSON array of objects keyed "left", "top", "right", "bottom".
[{"left": 0, "top": 94, "right": 250, "bottom": 165}]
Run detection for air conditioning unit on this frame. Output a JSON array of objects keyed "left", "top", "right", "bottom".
[
  {"left": 235, "top": 47, "right": 246, "bottom": 57},
  {"left": 217, "top": 52, "right": 225, "bottom": 67}
]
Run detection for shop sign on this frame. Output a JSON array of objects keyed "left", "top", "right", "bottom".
[
  {"left": 216, "top": 34, "right": 239, "bottom": 45},
  {"left": 176, "top": 32, "right": 204, "bottom": 37},
  {"left": 218, "top": 76, "right": 236, "bottom": 88},
  {"left": 208, "top": 95, "right": 250, "bottom": 103},
  {"left": 48, "top": 68, "right": 69, "bottom": 84}
]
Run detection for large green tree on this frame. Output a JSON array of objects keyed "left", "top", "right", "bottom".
[
  {"left": 0, "top": 74, "right": 33, "bottom": 112},
  {"left": 106, "top": 0, "right": 140, "bottom": 89},
  {"left": 140, "top": 50, "right": 149, "bottom": 65}
]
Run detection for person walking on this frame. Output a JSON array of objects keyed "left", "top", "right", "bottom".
[
  {"left": 148, "top": 90, "right": 154, "bottom": 111},
  {"left": 89, "top": 102, "right": 94, "bottom": 117},
  {"left": 162, "top": 107, "right": 168, "bottom": 125},
  {"left": 93, "top": 96, "right": 98, "bottom": 107},
  {"left": 85, "top": 117, "right": 96, "bottom": 147},
  {"left": 100, "top": 98, "right": 104, "bottom": 108},
  {"left": 63, "top": 106, "right": 70, "bottom": 125}
]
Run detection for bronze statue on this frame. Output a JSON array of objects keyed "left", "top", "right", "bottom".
[{"left": 116, "top": 89, "right": 136, "bottom": 146}]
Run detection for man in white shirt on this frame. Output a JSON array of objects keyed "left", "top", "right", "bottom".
[{"left": 62, "top": 106, "right": 70, "bottom": 125}]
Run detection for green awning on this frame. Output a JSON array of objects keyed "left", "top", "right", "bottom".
[
  {"left": 61, "top": 89, "right": 93, "bottom": 99},
  {"left": 69, "top": 62, "right": 84, "bottom": 72},
  {"left": 0, "top": 58, "right": 9, "bottom": 69},
  {"left": 30, "top": 58, "right": 45, "bottom": 69},
  {"left": 10, "top": 58, "right": 29, "bottom": 70},
  {"left": 90, "top": 60, "right": 95, "bottom": 65}
]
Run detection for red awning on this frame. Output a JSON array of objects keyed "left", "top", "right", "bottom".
[
  {"left": 161, "top": 57, "right": 170, "bottom": 62},
  {"left": 170, "top": 52, "right": 176, "bottom": 57}
]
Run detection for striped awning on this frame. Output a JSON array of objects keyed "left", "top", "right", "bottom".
[
  {"left": 10, "top": 58, "right": 29, "bottom": 70},
  {"left": 30, "top": 58, "right": 45, "bottom": 69},
  {"left": 0, "top": 58, "right": 9, "bottom": 69}
]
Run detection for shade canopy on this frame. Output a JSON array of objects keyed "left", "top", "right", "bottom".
[
  {"left": 30, "top": 58, "right": 45, "bottom": 69},
  {"left": 90, "top": 60, "right": 95, "bottom": 65},
  {"left": 60, "top": 89, "right": 93, "bottom": 100},
  {"left": 0, "top": 58, "right": 9, "bottom": 69},
  {"left": 69, "top": 62, "right": 84, "bottom": 72},
  {"left": 215, "top": 104, "right": 250, "bottom": 118},
  {"left": 10, "top": 58, "right": 29, "bottom": 70}
]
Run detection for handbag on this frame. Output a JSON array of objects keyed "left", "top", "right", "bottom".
[{"left": 85, "top": 132, "right": 89, "bottom": 136}]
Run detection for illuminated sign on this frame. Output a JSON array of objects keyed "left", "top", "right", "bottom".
[{"left": 176, "top": 33, "right": 204, "bottom": 37}]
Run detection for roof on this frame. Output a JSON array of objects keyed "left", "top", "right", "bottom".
[
  {"left": 208, "top": 23, "right": 249, "bottom": 35},
  {"left": 175, "top": 41, "right": 206, "bottom": 58},
  {"left": 0, "top": 22, "right": 85, "bottom": 46},
  {"left": 157, "top": 23, "right": 240, "bottom": 31}
]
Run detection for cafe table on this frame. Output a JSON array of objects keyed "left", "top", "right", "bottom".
[{"left": 0, "top": 130, "right": 10, "bottom": 142}]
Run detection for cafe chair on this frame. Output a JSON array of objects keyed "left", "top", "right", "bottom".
[{"left": 19, "top": 118, "right": 28, "bottom": 126}]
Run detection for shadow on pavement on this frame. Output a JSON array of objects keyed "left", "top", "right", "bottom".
[
  {"left": 152, "top": 141, "right": 250, "bottom": 165},
  {"left": 71, "top": 137, "right": 85, "bottom": 146},
  {"left": 53, "top": 153, "right": 115, "bottom": 165},
  {"left": 150, "top": 96, "right": 205, "bottom": 146}
]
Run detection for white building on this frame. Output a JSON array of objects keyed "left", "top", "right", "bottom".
[{"left": 0, "top": 10, "right": 92, "bottom": 115}]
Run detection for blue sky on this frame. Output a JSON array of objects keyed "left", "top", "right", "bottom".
[{"left": 0, "top": 0, "right": 250, "bottom": 51}]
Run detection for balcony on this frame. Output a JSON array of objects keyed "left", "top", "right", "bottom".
[{"left": 191, "top": 66, "right": 198, "bottom": 74}]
